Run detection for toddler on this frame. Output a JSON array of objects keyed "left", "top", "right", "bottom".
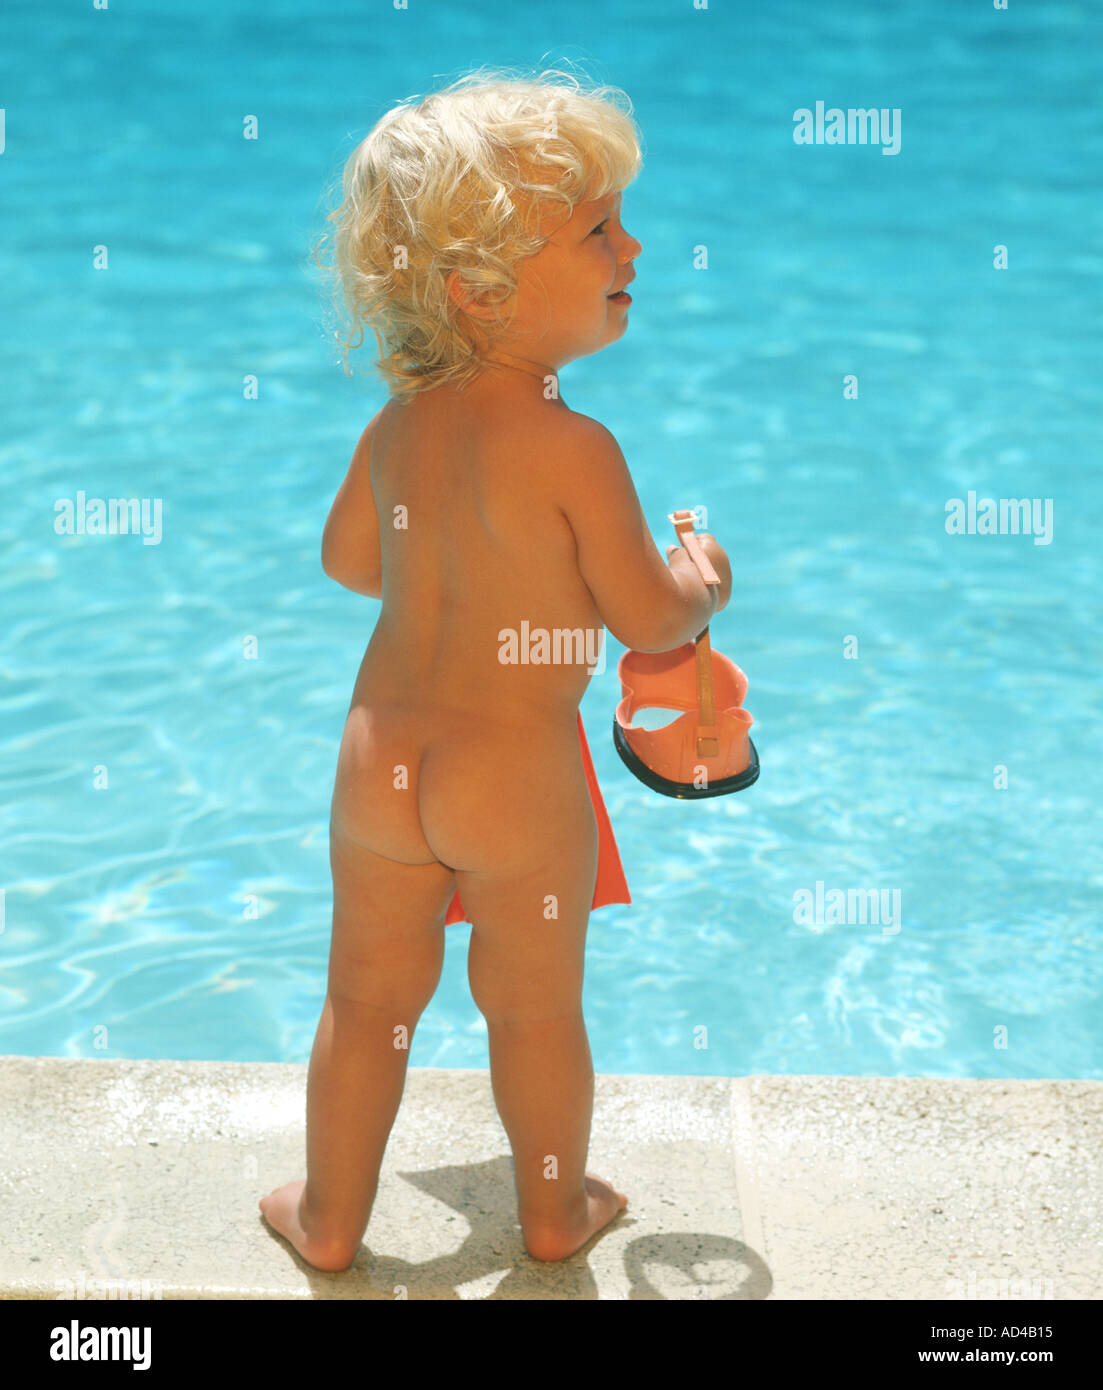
[{"left": 260, "top": 66, "right": 732, "bottom": 1269}]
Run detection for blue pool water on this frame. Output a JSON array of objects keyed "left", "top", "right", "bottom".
[{"left": 2, "top": 1, "right": 1101, "bottom": 1078}]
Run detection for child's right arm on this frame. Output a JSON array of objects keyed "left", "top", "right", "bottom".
[{"left": 555, "top": 414, "right": 732, "bottom": 654}]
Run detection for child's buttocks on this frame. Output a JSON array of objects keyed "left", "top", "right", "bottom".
[{"left": 330, "top": 700, "right": 593, "bottom": 873}]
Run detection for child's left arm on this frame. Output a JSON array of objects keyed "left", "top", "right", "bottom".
[{"left": 321, "top": 410, "right": 384, "bottom": 597}]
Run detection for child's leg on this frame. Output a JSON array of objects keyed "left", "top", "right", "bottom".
[
  {"left": 457, "top": 828, "right": 628, "bottom": 1262},
  {"left": 259, "top": 829, "right": 452, "bottom": 1270}
]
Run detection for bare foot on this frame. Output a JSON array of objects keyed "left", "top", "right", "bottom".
[
  {"left": 522, "top": 1172, "right": 629, "bottom": 1262},
  {"left": 258, "top": 1180, "right": 359, "bottom": 1272}
]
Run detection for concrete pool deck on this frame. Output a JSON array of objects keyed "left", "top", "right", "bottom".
[{"left": 1, "top": 1056, "right": 1099, "bottom": 1300}]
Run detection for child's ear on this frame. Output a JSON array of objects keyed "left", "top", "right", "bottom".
[{"left": 446, "top": 268, "right": 497, "bottom": 320}]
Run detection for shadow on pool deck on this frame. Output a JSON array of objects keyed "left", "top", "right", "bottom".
[{"left": 1, "top": 1057, "right": 1099, "bottom": 1299}]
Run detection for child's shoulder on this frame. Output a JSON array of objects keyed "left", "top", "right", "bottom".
[
  {"left": 530, "top": 405, "right": 629, "bottom": 488},
  {"left": 379, "top": 389, "right": 628, "bottom": 495},
  {"left": 499, "top": 404, "right": 631, "bottom": 511},
  {"left": 486, "top": 395, "right": 623, "bottom": 463}
]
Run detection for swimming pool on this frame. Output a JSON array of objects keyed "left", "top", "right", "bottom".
[{"left": 2, "top": 0, "right": 1100, "bottom": 1078}]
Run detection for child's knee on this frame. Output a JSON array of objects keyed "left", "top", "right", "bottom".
[
  {"left": 469, "top": 959, "right": 585, "bottom": 1026},
  {"left": 325, "top": 973, "right": 438, "bottom": 1022}
]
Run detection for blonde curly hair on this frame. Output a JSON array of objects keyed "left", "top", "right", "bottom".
[{"left": 314, "top": 65, "right": 644, "bottom": 400}]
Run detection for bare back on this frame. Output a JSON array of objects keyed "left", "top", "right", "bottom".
[
  {"left": 327, "top": 375, "right": 720, "bottom": 874},
  {"left": 349, "top": 384, "right": 603, "bottom": 723},
  {"left": 332, "top": 382, "right": 606, "bottom": 873}
]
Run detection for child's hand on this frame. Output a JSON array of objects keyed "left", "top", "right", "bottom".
[{"left": 665, "top": 533, "right": 732, "bottom": 613}]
